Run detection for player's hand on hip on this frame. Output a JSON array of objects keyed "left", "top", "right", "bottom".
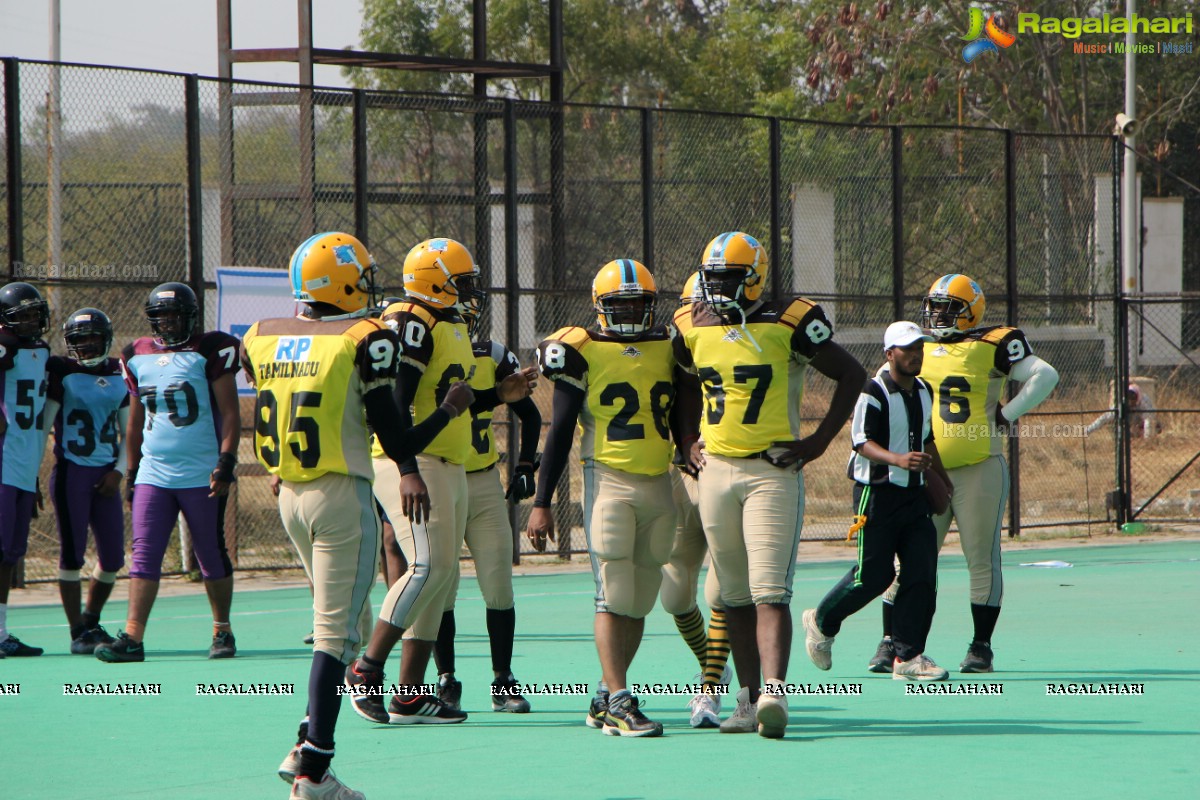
[
  {"left": 994, "top": 403, "right": 1015, "bottom": 435},
  {"left": 770, "top": 435, "right": 827, "bottom": 468},
  {"left": 526, "top": 506, "right": 556, "bottom": 552},
  {"left": 687, "top": 440, "right": 706, "bottom": 473},
  {"left": 497, "top": 366, "right": 538, "bottom": 403},
  {"left": 269, "top": 474, "right": 282, "bottom": 497},
  {"left": 895, "top": 451, "right": 932, "bottom": 472},
  {"left": 443, "top": 381, "right": 475, "bottom": 416},
  {"left": 401, "top": 472, "right": 431, "bottom": 525},
  {"left": 94, "top": 469, "right": 123, "bottom": 498}
]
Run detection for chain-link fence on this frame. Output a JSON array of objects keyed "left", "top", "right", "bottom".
[{"left": 4, "top": 58, "right": 1197, "bottom": 582}]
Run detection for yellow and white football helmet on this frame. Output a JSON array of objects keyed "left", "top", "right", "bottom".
[
  {"left": 593, "top": 259, "right": 657, "bottom": 337},
  {"left": 402, "top": 237, "right": 484, "bottom": 314},
  {"left": 921, "top": 274, "right": 986, "bottom": 338},
  {"left": 698, "top": 231, "right": 768, "bottom": 314},
  {"left": 289, "top": 232, "right": 376, "bottom": 315},
  {"left": 679, "top": 271, "right": 701, "bottom": 306}
]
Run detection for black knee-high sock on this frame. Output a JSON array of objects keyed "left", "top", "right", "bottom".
[
  {"left": 299, "top": 651, "right": 345, "bottom": 782},
  {"left": 881, "top": 600, "right": 893, "bottom": 639},
  {"left": 970, "top": 603, "right": 1000, "bottom": 645},
  {"left": 433, "top": 609, "right": 456, "bottom": 676},
  {"left": 486, "top": 607, "right": 516, "bottom": 676}
]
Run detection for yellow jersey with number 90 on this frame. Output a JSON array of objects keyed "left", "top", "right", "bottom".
[
  {"left": 673, "top": 298, "right": 832, "bottom": 458},
  {"left": 242, "top": 316, "right": 398, "bottom": 482},
  {"left": 920, "top": 325, "right": 1033, "bottom": 469},
  {"left": 537, "top": 326, "right": 676, "bottom": 476},
  {"left": 371, "top": 301, "right": 474, "bottom": 464}
]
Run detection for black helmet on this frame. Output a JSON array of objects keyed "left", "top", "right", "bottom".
[
  {"left": 145, "top": 282, "right": 198, "bottom": 346},
  {"left": 0, "top": 282, "right": 50, "bottom": 341},
  {"left": 63, "top": 307, "right": 114, "bottom": 367}
]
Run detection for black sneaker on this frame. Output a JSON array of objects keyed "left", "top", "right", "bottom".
[
  {"left": 585, "top": 687, "right": 610, "bottom": 729},
  {"left": 209, "top": 630, "right": 237, "bottom": 659},
  {"left": 302, "top": 632, "right": 316, "bottom": 645},
  {"left": 491, "top": 673, "right": 531, "bottom": 713},
  {"left": 960, "top": 641, "right": 994, "bottom": 673},
  {"left": 868, "top": 638, "right": 895, "bottom": 674},
  {"left": 71, "top": 625, "right": 116, "bottom": 655},
  {"left": 0, "top": 635, "right": 43, "bottom": 657},
  {"left": 437, "top": 673, "right": 463, "bottom": 711},
  {"left": 603, "top": 692, "right": 662, "bottom": 738},
  {"left": 387, "top": 693, "right": 468, "bottom": 724},
  {"left": 95, "top": 631, "right": 145, "bottom": 663},
  {"left": 344, "top": 662, "right": 390, "bottom": 724}
]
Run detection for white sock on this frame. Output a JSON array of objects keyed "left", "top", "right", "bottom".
[{"left": 0, "top": 603, "right": 8, "bottom": 642}]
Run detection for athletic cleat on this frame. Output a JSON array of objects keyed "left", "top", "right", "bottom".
[
  {"left": 490, "top": 673, "right": 531, "bottom": 713},
  {"left": 720, "top": 687, "right": 757, "bottom": 734},
  {"left": 585, "top": 687, "right": 610, "bottom": 729},
  {"left": 209, "top": 630, "right": 237, "bottom": 659},
  {"left": 868, "top": 638, "right": 895, "bottom": 673},
  {"left": 802, "top": 608, "right": 834, "bottom": 671},
  {"left": 303, "top": 632, "right": 316, "bottom": 645},
  {"left": 960, "top": 641, "right": 994, "bottom": 673},
  {"left": 893, "top": 654, "right": 950, "bottom": 682},
  {"left": 0, "top": 635, "right": 43, "bottom": 657},
  {"left": 290, "top": 772, "right": 365, "bottom": 800},
  {"left": 602, "top": 692, "right": 662, "bottom": 737},
  {"left": 343, "top": 663, "right": 390, "bottom": 724},
  {"left": 387, "top": 693, "right": 468, "bottom": 724},
  {"left": 70, "top": 626, "right": 114, "bottom": 655},
  {"left": 688, "top": 691, "right": 720, "bottom": 729},
  {"left": 278, "top": 747, "right": 302, "bottom": 784},
  {"left": 95, "top": 631, "right": 144, "bottom": 663},
  {"left": 436, "top": 673, "right": 463, "bottom": 711},
  {"left": 756, "top": 683, "right": 788, "bottom": 739}
]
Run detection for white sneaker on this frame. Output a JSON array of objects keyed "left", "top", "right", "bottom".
[
  {"left": 756, "top": 681, "right": 788, "bottom": 739},
  {"left": 290, "top": 772, "right": 366, "bottom": 800},
  {"left": 719, "top": 687, "right": 757, "bottom": 734},
  {"left": 802, "top": 608, "right": 834, "bottom": 671},
  {"left": 277, "top": 747, "right": 301, "bottom": 784},
  {"left": 688, "top": 691, "right": 721, "bottom": 728},
  {"left": 892, "top": 654, "right": 949, "bottom": 682}
]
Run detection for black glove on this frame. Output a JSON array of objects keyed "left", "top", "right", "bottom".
[
  {"left": 212, "top": 452, "right": 237, "bottom": 484},
  {"left": 505, "top": 461, "right": 537, "bottom": 502}
]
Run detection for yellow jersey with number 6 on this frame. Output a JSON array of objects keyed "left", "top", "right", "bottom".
[
  {"left": 920, "top": 325, "right": 1034, "bottom": 469},
  {"left": 537, "top": 326, "right": 676, "bottom": 476},
  {"left": 672, "top": 298, "right": 832, "bottom": 457},
  {"left": 242, "top": 316, "right": 398, "bottom": 482}
]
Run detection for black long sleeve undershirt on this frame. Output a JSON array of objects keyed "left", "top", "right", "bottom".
[
  {"left": 509, "top": 396, "right": 542, "bottom": 464},
  {"left": 363, "top": 384, "right": 452, "bottom": 465},
  {"left": 532, "top": 381, "right": 585, "bottom": 508}
]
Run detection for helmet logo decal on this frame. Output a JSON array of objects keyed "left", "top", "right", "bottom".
[
  {"left": 429, "top": 239, "right": 450, "bottom": 252},
  {"left": 332, "top": 244, "right": 359, "bottom": 266},
  {"left": 305, "top": 276, "right": 332, "bottom": 291}
]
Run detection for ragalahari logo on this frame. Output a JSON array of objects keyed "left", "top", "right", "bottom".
[{"left": 961, "top": 8, "right": 1017, "bottom": 62}]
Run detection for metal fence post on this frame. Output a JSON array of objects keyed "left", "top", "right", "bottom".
[
  {"left": 185, "top": 74, "right": 204, "bottom": 317},
  {"left": 769, "top": 116, "right": 781, "bottom": 300},
  {"left": 4, "top": 57, "right": 23, "bottom": 279},
  {"left": 890, "top": 126, "right": 904, "bottom": 320},
  {"left": 1005, "top": 129, "right": 1020, "bottom": 537},
  {"left": 641, "top": 107, "right": 654, "bottom": 269},
  {"left": 353, "top": 89, "right": 368, "bottom": 247},
  {"left": 1112, "top": 136, "right": 1131, "bottom": 525}
]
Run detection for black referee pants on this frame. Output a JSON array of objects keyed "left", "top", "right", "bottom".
[{"left": 814, "top": 482, "right": 938, "bottom": 662}]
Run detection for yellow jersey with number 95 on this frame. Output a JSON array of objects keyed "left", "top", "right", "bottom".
[
  {"left": 672, "top": 298, "right": 832, "bottom": 457},
  {"left": 920, "top": 325, "right": 1033, "bottom": 469},
  {"left": 369, "top": 301, "right": 474, "bottom": 464},
  {"left": 537, "top": 326, "right": 676, "bottom": 476},
  {"left": 242, "top": 316, "right": 398, "bottom": 482}
]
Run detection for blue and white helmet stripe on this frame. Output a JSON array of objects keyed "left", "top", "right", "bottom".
[{"left": 290, "top": 232, "right": 329, "bottom": 300}]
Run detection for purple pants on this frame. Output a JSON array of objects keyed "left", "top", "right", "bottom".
[
  {"left": 51, "top": 461, "right": 126, "bottom": 573},
  {"left": 130, "top": 484, "right": 232, "bottom": 581},
  {"left": 0, "top": 483, "right": 35, "bottom": 565}
]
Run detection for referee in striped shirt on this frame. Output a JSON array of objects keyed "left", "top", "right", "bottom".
[{"left": 801, "top": 321, "right": 953, "bottom": 681}]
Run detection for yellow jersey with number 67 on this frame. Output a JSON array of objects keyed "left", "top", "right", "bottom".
[
  {"left": 242, "top": 316, "right": 398, "bottom": 482},
  {"left": 920, "top": 325, "right": 1033, "bottom": 469},
  {"left": 537, "top": 326, "right": 676, "bottom": 476},
  {"left": 672, "top": 298, "right": 832, "bottom": 458}
]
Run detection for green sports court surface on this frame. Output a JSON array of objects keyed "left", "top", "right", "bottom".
[{"left": 4, "top": 540, "right": 1197, "bottom": 799}]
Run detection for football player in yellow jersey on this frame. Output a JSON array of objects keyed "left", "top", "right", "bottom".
[
  {"left": 427, "top": 292, "right": 542, "bottom": 713},
  {"left": 673, "top": 232, "right": 865, "bottom": 739},
  {"left": 869, "top": 274, "right": 1059, "bottom": 675},
  {"left": 662, "top": 272, "right": 732, "bottom": 729},
  {"left": 242, "top": 232, "right": 473, "bottom": 800},
  {"left": 527, "top": 259, "right": 685, "bottom": 738},
  {"left": 345, "top": 238, "right": 536, "bottom": 726}
]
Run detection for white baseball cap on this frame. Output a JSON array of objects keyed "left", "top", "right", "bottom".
[{"left": 884, "top": 320, "right": 933, "bottom": 350}]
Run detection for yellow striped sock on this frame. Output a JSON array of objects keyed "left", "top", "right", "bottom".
[
  {"left": 703, "top": 608, "right": 730, "bottom": 688},
  {"left": 673, "top": 607, "right": 708, "bottom": 672}
]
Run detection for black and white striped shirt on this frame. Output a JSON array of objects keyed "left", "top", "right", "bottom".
[{"left": 847, "top": 369, "right": 934, "bottom": 487}]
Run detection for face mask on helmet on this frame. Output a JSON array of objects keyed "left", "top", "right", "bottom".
[
  {"left": 920, "top": 274, "right": 984, "bottom": 338},
  {"left": 145, "top": 283, "right": 198, "bottom": 347},
  {"left": 460, "top": 290, "right": 488, "bottom": 338},
  {"left": 0, "top": 282, "right": 51, "bottom": 341},
  {"left": 64, "top": 309, "right": 114, "bottom": 367},
  {"left": 449, "top": 272, "right": 486, "bottom": 316},
  {"left": 698, "top": 268, "right": 751, "bottom": 313},
  {"left": 597, "top": 294, "right": 655, "bottom": 337}
]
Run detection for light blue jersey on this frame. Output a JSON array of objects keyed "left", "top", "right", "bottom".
[
  {"left": 48, "top": 356, "right": 128, "bottom": 468},
  {"left": 121, "top": 331, "right": 240, "bottom": 489},
  {"left": 0, "top": 331, "right": 51, "bottom": 491}
]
